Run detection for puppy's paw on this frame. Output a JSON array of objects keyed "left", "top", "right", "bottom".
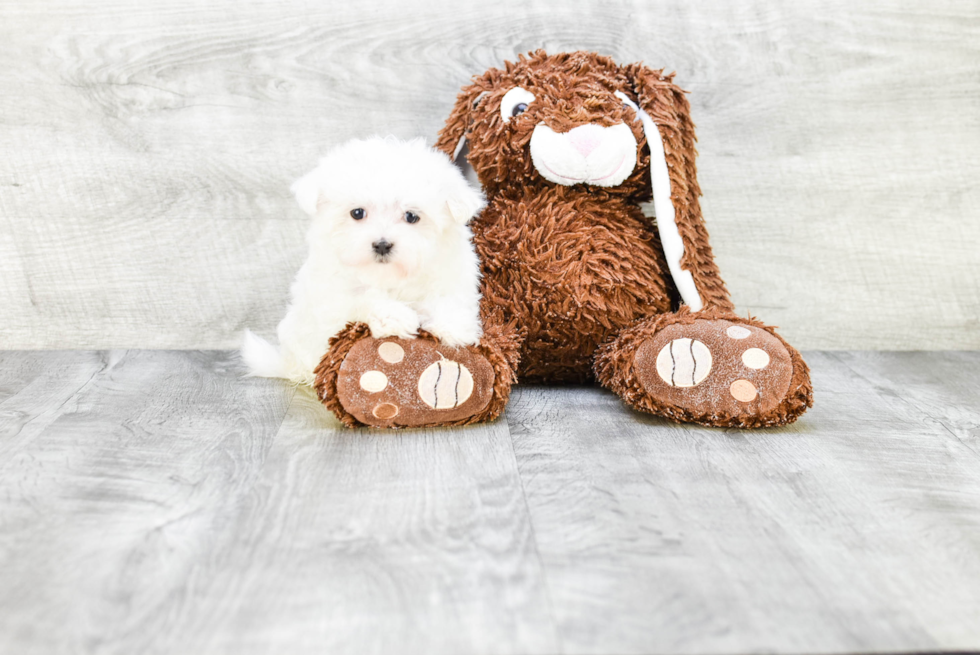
[
  {"left": 367, "top": 304, "right": 420, "bottom": 340},
  {"left": 422, "top": 319, "right": 483, "bottom": 348}
]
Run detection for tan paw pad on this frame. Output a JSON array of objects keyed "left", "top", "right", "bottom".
[
  {"left": 373, "top": 403, "right": 399, "bottom": 419},
  {"left": 726, "top": 325, "right": 752, "bottom": 339},
  {"left": 359, "top": 370, "right": 388, "bottom": 393},
  {"left": 418, "top": 360, "right": 474, "bottom": 409},
  {"left": 655, "top": 338, "right": 712, "bottom": 388},
  {"left": 730, "top": 379, "right": 758, "bottom": 402},
  {"left": 741, "top": 348, "right": 770, "bottom": 369},
  {"left": 377, "top": 342, "right": 404, "bottom": 363}
]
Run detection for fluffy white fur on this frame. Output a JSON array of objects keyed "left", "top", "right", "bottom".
[{"left": 242, "top": 136, "right": 485, "bottom": 385}]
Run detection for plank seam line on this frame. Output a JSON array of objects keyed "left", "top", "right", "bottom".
[
  {"left": 1, "top": 351, "right": 109, "bottom": 431},
  {"left": 502, "top": 404, "right": 565, "bottom": 653},
  {"left": 826, "top": 351, "right": 980, "bottom": 461},
  {"left": 266, "top": 384, "right": 299, "bottom": 449}
]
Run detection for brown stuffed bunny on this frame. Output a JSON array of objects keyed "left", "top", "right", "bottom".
[{"left": 315, "top": 50, "right": 812, "bottom": 429}]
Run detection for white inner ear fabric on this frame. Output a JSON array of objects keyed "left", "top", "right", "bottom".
[{"left": 616, "top": 91, "right": 703, "bottom": 311}]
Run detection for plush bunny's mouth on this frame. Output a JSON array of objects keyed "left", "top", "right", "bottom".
[{"left": 529, "top": 122, "right": 637, "bottom": 187}]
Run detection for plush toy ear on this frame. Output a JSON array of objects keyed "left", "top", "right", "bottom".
[
  {"left": 619, "top": 64, "right": 735, "bottom": 313},
  {"left": 436, "top": 86, "right": 489, "bottom": 193},
  {"left": 435, "top": 86, "right": 489, "bottom": 163},
  {"left": 290, "top": 167, "right": 324, "bottom": 216}
]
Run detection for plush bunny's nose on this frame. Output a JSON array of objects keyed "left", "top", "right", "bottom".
[{"left": 567, "top": 124, "right": 605, "bottom": 157}]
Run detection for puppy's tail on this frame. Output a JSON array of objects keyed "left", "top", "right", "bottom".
[{"left": 241, "top": 329, "right": 288, "bottom": 379}]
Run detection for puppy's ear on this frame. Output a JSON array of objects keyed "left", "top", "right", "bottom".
[
  {"left": 445, "top": 175, "right": 486, "bottom": 224},
  {"left": 290, "top": 167, "right": 324, "bottom": 216}
]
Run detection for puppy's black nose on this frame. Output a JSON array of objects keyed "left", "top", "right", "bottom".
[{"left": 372, "top": 239, "right": 393, "bottom": 256}]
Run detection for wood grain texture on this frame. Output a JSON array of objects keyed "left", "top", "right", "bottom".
[
  {"left": 506, "top": 354, "right": 980, "bottom": 653},
  {"left": 187, "top": 387, "right": 558, "bottom": 655},
  {"left": 0, "top": 351, "right": 557, "bottom": 655},
  {"left": 0, "top": 0, "right": 977, "bottom": 349},
  {"left": 828, "top": 350, "right": 980, "bottom": 456},
  {"left": 1, "top": 350, "right": 980, "bottom": 652},
  {"left": 3, "top": 349, "right": 980, "bottom": 653},
  {"left": 0, "top": 351, "right": 295, "bottom": 655}
]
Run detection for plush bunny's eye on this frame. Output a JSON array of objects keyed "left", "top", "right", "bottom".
[
  {"left": 617, "top": 91, "right": 641, "bottom": 122},
  {"left": 500, "top": 87, "right": 536, "bottom": 123}
]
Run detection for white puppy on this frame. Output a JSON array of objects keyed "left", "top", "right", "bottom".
[{"left": 242, "top": 136, "right": 485, "bottom": 385}]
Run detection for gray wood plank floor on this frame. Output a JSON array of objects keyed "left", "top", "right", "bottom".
[{"left": 1, "top": 350, "right": 979, "bottom": 654}]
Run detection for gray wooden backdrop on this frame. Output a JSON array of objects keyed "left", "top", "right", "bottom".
[{"left": 1, "top": 0, "right": 978, "bottom": 350}]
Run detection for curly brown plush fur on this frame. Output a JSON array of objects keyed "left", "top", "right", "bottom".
[
  {"left": 435, "top": 51, "right": 737, "bottom": 381},
  {"left": 431, "top": 50, "right": 812, "bottom": 426}
]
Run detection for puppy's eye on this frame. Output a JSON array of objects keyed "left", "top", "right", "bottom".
[
  {"left": 404, "top": 211, "right": 420, "bottom": 224},
  {"left": 500, "top": 87, "right": 535, "bottom": 123},
  {"left": 350, "top": 208, "right": 365, "bottom": 220}
]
